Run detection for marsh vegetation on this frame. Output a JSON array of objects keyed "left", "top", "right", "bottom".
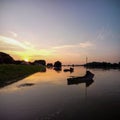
[{"left": 0, "top": 64, "right": 46, "bottom": 87}]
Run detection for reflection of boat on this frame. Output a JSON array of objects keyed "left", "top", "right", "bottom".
[
  {"left": 67, "top": 71, "right": 94, "bottom": 87},
  {"left": 64, "top": 67, "right": 74, "bottom": 72}
]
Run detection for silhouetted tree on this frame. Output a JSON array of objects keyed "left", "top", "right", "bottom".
[
  {"left": 14, "top": 60, "right": 24, "bottom": 64},
  {"left": 0, "top": 52, "right": 14, "bottom": 64},
  {"left": 84, "top": 61, "right": 120, "bottom": 69},
  {"left": 47, "top": 63, "right": 53, "bottom": 67},
  {"left": 34, "top": 60, "right": 46, "bottom": 66},
  {"left": 54, "top": 61, "right": 62, "bottom": 68}
]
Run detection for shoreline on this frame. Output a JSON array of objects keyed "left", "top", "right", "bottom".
[{"left": 0, "top": 64, "right": 46, "bottom": 88}]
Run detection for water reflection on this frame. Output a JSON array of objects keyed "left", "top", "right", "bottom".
[
  {"left": 0, "top": 67, "right": 120, "bottom": 120},
  {"left": 67, "top": 78, "right": 94, "bottom": 87},
  {"left": 86, "top": 66, "right": 120, "bottom": 71},
  {"left": 54, "top": 67, "right": 62, "bottom": 73},
  {"left": 0, "top": 67, "right": 46, "bottom": 88}
]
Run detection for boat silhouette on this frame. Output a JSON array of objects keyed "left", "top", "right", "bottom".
[
  {"left": 64, "top": 67, "right": 74, "bottom": 72},
  {"left": 67, "top": 71, "right": 94, "bottom": 87}
]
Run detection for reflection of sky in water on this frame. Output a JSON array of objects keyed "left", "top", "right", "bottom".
[
  {"left": 0, "top": 67, "right": 86, "bottom": 93},
  {"left": 0, "top": 67, "right": 120, "bottom": 120}
]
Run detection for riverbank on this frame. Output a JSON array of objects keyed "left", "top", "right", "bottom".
[{"left": 0, "top": 64, "right": 46, "bottom": 87}]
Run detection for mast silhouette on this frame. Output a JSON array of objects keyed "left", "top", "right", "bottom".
[
  {"left": 86, "top": 56, "right": 88, "bottom": 65},
  {"left": 86, "top": 56, "right": 88, "bottom": 72}
]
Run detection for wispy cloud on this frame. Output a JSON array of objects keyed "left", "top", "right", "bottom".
[
  {"left": 52, "top": 41, "right": 94, "bottom": 49},
  {"left": 96, "top": 27, "right": 106, "bottom": 41},
  {"left": 9, "top": 31, "right": 18, "bottom": 37},
  {"left": 0, "top": 35, "right": 30, "bottom": 50},
  {"left": 96, "top": 26, "right": 113, "bottom": 41},
  {"left": 0, "top": 35, "right": 55, "bottom": 60},
  {"left": 52, "top": 45, "right": 76, "bottom": 49},
  {"left": 79, "top": 41, "right": 94, "bottom": 48},
  {"left": 0, "top": 34, "right": 94, "bottom": 61}
]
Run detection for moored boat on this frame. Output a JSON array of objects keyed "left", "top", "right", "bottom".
[
  {"left": 64, "top": 67, "right": 74, "bottom": 72},
  {"left": 67, "top": 71, "right": 94, "bottom": 86}
]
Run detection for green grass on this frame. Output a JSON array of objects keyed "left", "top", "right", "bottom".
[{"left": 0, "top": 64, "right": 46, "bottom": 87}]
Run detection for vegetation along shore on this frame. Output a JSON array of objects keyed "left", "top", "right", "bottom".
[
  {"left": 0, "top": 64, "right": 46, "bottom": 87},
  {"left": 0, "top": 52, "right": 120, "bottom": 87}
]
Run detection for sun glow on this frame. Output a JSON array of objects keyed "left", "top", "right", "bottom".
[{"left": 24, "top": 58, "right": 29, "bottom": 62}]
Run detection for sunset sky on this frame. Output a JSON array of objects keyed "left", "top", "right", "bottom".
[{"left": 0, "top": 0, "right": 120, "bottom": 64}]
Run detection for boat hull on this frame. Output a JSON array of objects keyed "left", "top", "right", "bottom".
[{"left": 67, "top": 71, "right": 94, "bottom": 86}]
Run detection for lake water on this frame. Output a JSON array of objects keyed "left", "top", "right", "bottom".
[{"left": 0, "top": 67, "right": 120, "bottom": 120}]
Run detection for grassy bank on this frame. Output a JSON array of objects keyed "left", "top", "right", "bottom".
[{"left": 0, "top": 64, "right": 46, "bottom": 87}]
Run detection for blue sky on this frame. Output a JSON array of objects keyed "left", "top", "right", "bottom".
[{"left": 0, "top": 0, "right": 120, "bottom": 64}]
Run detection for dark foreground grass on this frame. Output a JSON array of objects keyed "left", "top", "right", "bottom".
[{"left": 0, "top": 64, "right": 46, "bottom": 87}]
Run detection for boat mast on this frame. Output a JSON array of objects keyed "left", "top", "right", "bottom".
[{"left": 86, "top": 56, "right": 88, "bottom": 72}]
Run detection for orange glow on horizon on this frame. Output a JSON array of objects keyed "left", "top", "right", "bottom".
[{"left": 24, "top": 58, "right": 29, "bottom": 62}]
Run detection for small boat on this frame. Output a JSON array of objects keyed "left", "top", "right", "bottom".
[
  {"left": 67, "top": 71, "right": 94, "bottom": 87},
  {"left": 64, "top": 67, "right": 74, "bottom": 72}
]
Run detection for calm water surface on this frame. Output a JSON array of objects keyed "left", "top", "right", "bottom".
[{"left": 0, "top": 67, "right": 120, "bottom": 120}]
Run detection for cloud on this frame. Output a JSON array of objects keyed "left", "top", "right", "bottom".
[
  {"left": 23, "top": 41, "right": 34, "bottom": 49},
  {"left": 0, "top": 34, "right": 94, "bottom": 62},
  {"left": 0, "top": 35, "right": 55, "bottom": 58},
  {"left": 0, "top": 34, "right": 56, "bottom": 60},
  {"left": 9, "top": 31, "right": 18, "bottom": 37},
  {"left": 96, "top": 26, "right": 113, "bottom": 41},
  {"left": 52, "top": 41, "right": 94, "bottom": 49},
  {"left": 0, "top": 35, "right": 30, "bottom": 50},
  {"left": 96, "top": 27, "right": 106, "bottom": 41},
  {"left": 0, "top": 34, "right": 94, "bottom": 53},
  {"left": 79, "top": 41, "right": 94, "bottom": 48},
  {"left": 52, "top": 45, "right": 76, "bottom": 49}
]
